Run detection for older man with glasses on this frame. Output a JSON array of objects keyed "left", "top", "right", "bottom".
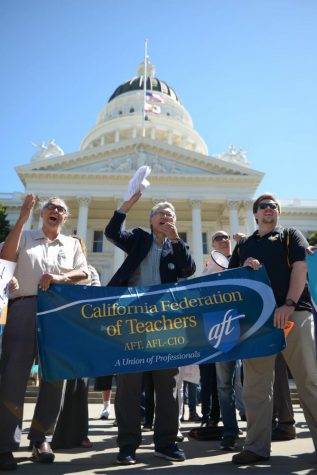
[
  {"left": 229, "top": 192, "right": 317, "bottom": 465},
  {"left": 0, "top": 194, "right": 88, "bottom": 471},
  {"left": 105, "top": 191, "right": 196, "bottom": 465}
]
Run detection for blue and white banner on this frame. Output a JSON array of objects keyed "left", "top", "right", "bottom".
[
  {"left": 307, "top": 252, "right": 317, "bottom": 312},
  {"left": 37, "top": 266, "right": 285, "bottom": 381}
]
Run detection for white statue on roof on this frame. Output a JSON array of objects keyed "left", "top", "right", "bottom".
[
  {"left": 217, "top": 144, "right": 250, "bottom": 167},
  {"left": 31, "top": 139, "right": 64, "bottom": 161}
]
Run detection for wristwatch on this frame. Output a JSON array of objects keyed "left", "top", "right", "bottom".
[{"left": 285, "top": 298, "right": 297, "bottom": 308}]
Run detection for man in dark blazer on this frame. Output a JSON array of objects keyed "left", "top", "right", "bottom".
[{"left": 105, "top": 191, "right": 196, "bottom": 465}]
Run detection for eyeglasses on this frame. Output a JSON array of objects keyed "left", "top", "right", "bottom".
[
  {"left": 45, "top": 203, "right": 67, "bottom": 214},
  {"left": 213, "top": 235, "right": 230, "bottom": 242},
  {"left": 154, "top": 211, "right": 175, "bottom": 218},
  {"left": 258, "top": 202, "right": 278, "bottom": 210}
]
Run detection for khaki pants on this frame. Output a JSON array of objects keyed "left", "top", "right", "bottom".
[
  {"left": 243, "top": 310, "right": 317, "bottom": 457},
  {"left": 0, "top": 298, "right": 63, "bottom": 452}
]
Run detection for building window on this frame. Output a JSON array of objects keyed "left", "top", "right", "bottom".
[
  {"left": 93, "top": 230, "right": 104, "bottom": 252},
  {"left": 202, "top": 232, "right": 208, "bottom": 254},
  {"left": 178, "top": 232, "right": 187, "bottom": 242},
  {"left": 129, "top": 107, "right": 135, "bottom": 113}
]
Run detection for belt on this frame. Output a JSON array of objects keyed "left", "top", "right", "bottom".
[{"left": 8, "top": 295, "right": 36, "bottom": 304}]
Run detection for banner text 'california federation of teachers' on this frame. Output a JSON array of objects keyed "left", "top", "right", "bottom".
[{"left": 37, "top": 266, "right": 285, "bottom": 381}]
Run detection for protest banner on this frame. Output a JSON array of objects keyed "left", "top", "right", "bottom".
[
  {"left": 37, "top": 266, "right": 285, "bottom": 381},
  {"left": 307, "top": 252, "right": 317, "bottom": 312}
]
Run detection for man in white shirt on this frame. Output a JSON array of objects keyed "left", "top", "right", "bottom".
[{"left": 0, "top": 194, "right": 88, "bottom": 471}]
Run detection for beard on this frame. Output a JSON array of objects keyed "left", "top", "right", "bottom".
[{"left": 261, "top": 215, "right": 276, "bottom": 225}]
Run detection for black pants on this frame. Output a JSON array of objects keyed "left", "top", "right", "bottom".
[{"left": 115, "top": 368, "right": 179, "bottom": 451}]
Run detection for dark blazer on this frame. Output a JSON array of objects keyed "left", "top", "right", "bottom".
[{"left": 105, "top": 210, "right": 196, "bottom": 287}]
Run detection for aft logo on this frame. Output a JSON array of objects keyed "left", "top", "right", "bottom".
[{"left": 203, "top": 309, "right": 245, "bottom": 352}]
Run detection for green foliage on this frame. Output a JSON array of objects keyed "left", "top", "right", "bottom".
[
  {"left": 307, "top": 231, "right": 317, "bottom": 246},
  {"left": 0, "top": 203, "right": 11, "bottom": 242}
]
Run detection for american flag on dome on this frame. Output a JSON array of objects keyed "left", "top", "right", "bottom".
[{"left": 146, "top": 91, "right": 164, "bottom": 103}]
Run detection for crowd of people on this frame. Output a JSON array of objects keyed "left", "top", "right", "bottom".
[{"left": 0, "top": 191, "right": 316, "bottom": 470}]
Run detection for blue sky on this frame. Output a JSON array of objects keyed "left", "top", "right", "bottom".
[{"left": 1, "top": 0, "right": 316, "bottom": 199}]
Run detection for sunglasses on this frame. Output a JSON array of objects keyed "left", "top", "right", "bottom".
[
  {"left": 258, "top": 202, "right": 278, "bottom": 210},
  {"left": 45, "top": 203, "right": 67, "bottom": 214},
  {"left": 213, "top": 235, "right": 230, "bottom": 242}
]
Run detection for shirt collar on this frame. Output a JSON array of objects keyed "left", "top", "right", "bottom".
[
  {"left": 153, "top": 234, "right": 167, "bottom": 246},
  {"left": 253, "top": 225, "right": 283, "bottom": 238},
  {"left": 34, "top": 228, "right": 66, "bottom": 245}
]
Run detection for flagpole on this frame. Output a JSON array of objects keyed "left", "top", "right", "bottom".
[{"left": 142, "top": 38, "right": 148, "bottom": 138}]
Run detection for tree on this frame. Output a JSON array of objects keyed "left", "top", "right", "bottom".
[
  {"left": 0, "top": 202, "right": 11, "bottom": 242},
  {"left": 307, "top": 231, "right": 317, "bottom": 246}
]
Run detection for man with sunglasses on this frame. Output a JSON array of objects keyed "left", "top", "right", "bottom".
[
  {"left": 202, "top": 231, "right": 245, "bottom": 450},
  {"left": 0, "top": 194, "right": 88, "bottom": 470},
  {"left": 229, "top": 193, "right": 317, "bottom": 465}
]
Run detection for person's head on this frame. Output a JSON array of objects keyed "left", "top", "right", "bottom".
[
  {"left": 211, "top": 230, "right": 231, "bottom": 257},
  {"left": 150, "top": 201, "right": 176, "bottom": 235},
  {"left": 72, "top": 235, "right": 87, "bottom": 257},
  {"left": 41, "top": 197, "right": 69, "bottom": 233},
  {"left": 253, "top": 193, "right": 280, "bottom": 226}
]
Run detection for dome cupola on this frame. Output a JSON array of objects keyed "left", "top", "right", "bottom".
[{"left": 80, "top": 58, "right": 208, "bottom": 155}]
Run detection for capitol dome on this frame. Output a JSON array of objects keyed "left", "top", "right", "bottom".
[
  {"left": 108, "top": 60, "right": 180, "bottom": 104},
  {"left": 80, "top": 58, "right": 208, "bottom": 155}
]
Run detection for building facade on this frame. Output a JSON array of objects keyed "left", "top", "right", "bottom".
[{"left": 2, "top": 59, "right": 317, "bottom": 284}]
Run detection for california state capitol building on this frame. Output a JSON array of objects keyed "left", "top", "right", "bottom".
[{"left": 2, "top": 58, "right": 317, "bottom": 284}]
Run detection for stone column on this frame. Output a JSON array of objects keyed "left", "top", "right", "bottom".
[
  {"left": 191, "top": 200, "right": 204, "bottom": 274},
  {"left": 114, "top": 130, "right": 120, "bottom": 143},
  {"left": 244, "top": 201, "right": 256, "bottom": 235},
  {"left": 227, "top": 201, "right": 241, "bottom": 244},
  {"left": 77, "top": 197, "right": 91, "bottom": 242}
]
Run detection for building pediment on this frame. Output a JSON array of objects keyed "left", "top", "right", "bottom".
[
  {"left": 16, "top": 138, "right": 263, "bottom": 183},
  {"left": 55, "top": 152, "right": 223, "bottom": 176}
]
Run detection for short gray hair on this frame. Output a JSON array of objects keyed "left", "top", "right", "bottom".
[
  {"left": 150, "top": 201, "right": 176, "bottom": 218},
  {"left": 41, "top": 197, "right": 70, "bottom": 217}
]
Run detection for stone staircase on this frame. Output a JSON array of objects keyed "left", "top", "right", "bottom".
[
  {"left": 25, "top": 380, "right": 300, "bottom": 405},
  {"left": 289, "top": 380, "right": 300, "bottom": 405},
  {"left": 25, "top": 384, "right": 106, "bottom": 404}
]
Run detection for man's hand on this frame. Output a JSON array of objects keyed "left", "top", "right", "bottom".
[
  {"left": 39, "top": 273, "right": 69, "bottom": 291},
  {"left": 38, "top": 273, "right": 55, "bottom": 291},
  {"left": 0, "top": 193, "right": 37, "bottom": 263},
  {"left": 8, "top": 277, "right": 19, "bottom": 292},
  {"left": 274, "top": 305, "right": 294, "bottom": 329},
  {"left": 19, "top": 193, "right": 36, "bottom": 225},
  {"left": 243, "top": 257, "right": 261, "bottom": 270},
  {"left": 119, "top": 191, "right": 142, "bottom": 214},
  {"left": 160, "top": 221, "right": 180, "bottom": 241},
  {"left": 306, "top": 244, "right": 317, "bottom": 255},
  {"left": 38, "top": 272, "right": 69, "bottom": 291},
  {"left": 233, "top": 233, "right": 245, "bottom": 243}
]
